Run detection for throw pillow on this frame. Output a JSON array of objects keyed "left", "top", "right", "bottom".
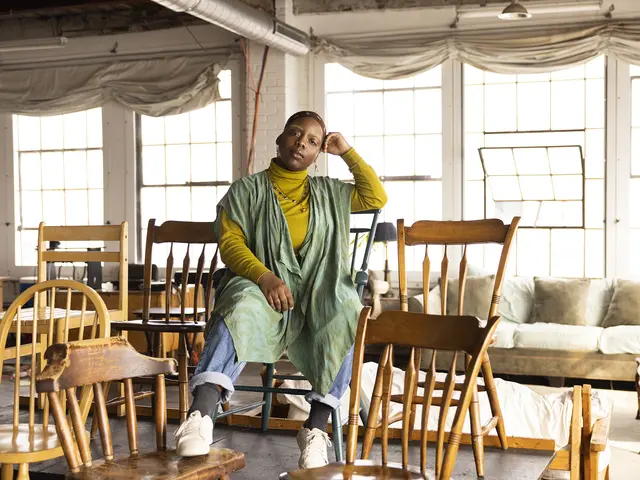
[
  {"left": 602, "top": 279, "right": 640, "bottom": 327},
  {"left": 445, "top": 275, "right": 496, "bottom": 319},
  {"left": 531, "top": 277, "right": 590, "bottom": 326}
]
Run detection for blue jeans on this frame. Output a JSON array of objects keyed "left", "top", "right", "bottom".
[{"left": 190, "top": 316, "right": 354, "bottom": 409}]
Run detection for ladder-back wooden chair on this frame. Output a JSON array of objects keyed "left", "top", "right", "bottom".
[
  {"left": 376, "top": 217, "right": 520, "bottom": 478},
  {"left": 282, "top": 306, "right": 501, "bottom": 480},
  {"left": 0, "top": 280, "right": 110, "bottom": 480},
  {"left": 111, "top": 219, "right": 218, "bottom": 422},
  {"left": 36, "top": 337, "right": 245, "bottom": 480}
]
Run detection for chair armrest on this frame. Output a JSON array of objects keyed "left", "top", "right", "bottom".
[{"left": 590, "top": 410, "right": 611, "bottom": 453}]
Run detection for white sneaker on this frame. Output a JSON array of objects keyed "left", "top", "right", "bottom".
[
  {"left": 175, "top": 411, "right": 214, "bottom": 457},
  {"left": 296, "top": 427, "right": 332, "bottom": 469}
]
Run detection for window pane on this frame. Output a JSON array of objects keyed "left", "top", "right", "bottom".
[
  {"left": 383, "top": 76, "right": 414, "bottom": 90},
  {"left": 514, "top": 148, "right": 549, "bottom": 175},
  {"left": 353, "top": 72, "right": 383, "bottom": 91},
  {"left": 384, "top": 91, "right": 414, "bottom": 135},
  {"left": 65, "top": 190, "right": 89, "bottom": 225},
  {"left": 585, "top": 229, "right": 604, "bottom": 278},
  {"left": 485, "top": 84, "right": 516, "bottom": 132},
  {"left": 325, "top": 63, "right": 354, "bottom": 92},
  {"left": 141, "top": 187, "right": 166, "bottom": 225},
  {"left": 165, "top": 145, "right": 190, "bottom": 185},
  {"left": 481, "top": 149, "right": 516, "bottom": 175},
  {"left": 630, "top": 178, "right": 640, "bottom": 229},
  {"left": 464, "top": 181, "right": 485, "bottom": 220},
  {"left": 41, "top": 115, "right": 64, "bottom": 150},
  {"left": 355, "top": 93, "right": 383, "bottom": 136},
  {"left": 517, "top": 82, "right": 550, "bottom": 131},
  {"left": 415, "top": 89, "right": 441, "bottom": 134},
  {"left": 190, "top": 105, "right": 216, "bottom": 143},
  {"left": 414, "top": 66, "right": 441, "bottom": 87},
  {"left": 585, "top": 129, "right": 605, "bottom": 179},
  {"left": 517, "top": 229, "right": 550, "bottom": 276},
  {"left": 42, "top": 190, "right": 65, "bottom": 225},
  {"left": 464, "top": 133, "right": 484, "bottom": 181},
  {"left": 88, "top": 189, "right": 104, "bottom": 225},
  {"left": 142, "top": 146, "right": 166, "bottom": 185},
  {"left": 41, "top": 152, "right": 65, "bottom": 190},
  {"left": 550, "top": 229, "right": 584, "bottom": 277},
  {"left": 164, "top": 112, "right": 190, "bottom": 145},
  {"left": 326, "top": 93, "right": 354, "bottom": 137},
  {"left": 548, "top": 146, "right": 583, "bottom": 174},
  {"left": 191, "top": 187, "right": 217, "bottom": 222},
  {"left": 630, "top": 229, "right": 640, "bottom": 280},
  {"left": 464, "top": 64, "right": 484, "bottom": 85},
  {"left": 464, "top": 85, "right": 484, "bottom": 133},
  {"left": 141, "top": 115, "right": 165, "bottom": 146},
  {"left": 191, "top": 144, "right": 216, "bottom": 182},
  {"left": 551, "top": 64, "right": 585, "bottom": 81},
  {"left": 488, "top": 176, "right": 521, "bottom": 201},
  {"left": 586, "top": 79, "right": 605, "bottom": 129},
  {"left": 87, "top": 151, "right": 103, "bottom": 189},
  {"left": 520, "top": 176, "right": 554, "bottom": 201},
  {"left": 215, "top": 100, "right": 232, "bottom": 142},
  {"left": 218, "top": 69, "right": 232, "bottom": 99},
  {"left": 21, "top": 191, "right": 42, "bottom": 229},
  {"left": 538, "top": 201, "right": 582, "bottom": 227},
  {"left": 551, "top": 81, "right": 585, "bottom": 130},
  {"left": 217, "top": 143, "right": 233, "bottom": 182},
  {"left": 20, "top": 153, "right": 41, "bottom": 191},
  {"left": 552, "top": 175, "right": 583, "bottom": 201},
  {"left": 17, "top": 115, "right": 41, "bottom": 151},
  {"left": 63, "top": 111, "right": 87, "bottom": 149},
  {"left": 64, "top": 151, "right": 88, "bottom": 189},
  {"left": 354, "top": 136, "right": 384, "bottom": 175},
  {"left": 87, "top": 108, "right": 103, "bottom": 148},
  {"left": 384, "top": 136, "right": 414, "bottom": 176},
  {"left": 415, "top": 134, "right": 442, "bottom": 178}
]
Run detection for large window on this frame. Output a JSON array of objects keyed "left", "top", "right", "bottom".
[
  {"left": 630, "top": 64, "right": 640, "bottom": 276},
  {"left": 137, "top": 70, "right": 232, "bottom": 264},
  {"left": 13, "top": 108, "right": 104, "bottom": 266},
  {"left": 464, "top": 57, "right": 605, "bottom": 278},
  {"left": 324, "top": 63, "right": 443, "bottom": 271}
]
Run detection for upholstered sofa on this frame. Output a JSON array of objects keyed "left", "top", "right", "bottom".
[{"left": 409, "top": 276, "right": 640, "bottom": 417}]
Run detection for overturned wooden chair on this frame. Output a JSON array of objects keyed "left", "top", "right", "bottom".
[
  {"left": 282, "top": 306, "right": 501, "bottom": 480},
  {"left": 36, "top": 336, "right": 245, "bottom": 480}
]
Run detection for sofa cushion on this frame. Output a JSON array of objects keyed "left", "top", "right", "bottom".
[
  {"left": 500, "top": 277, "right": 534, "bottom": 324},
  {"left": 492, "top": 320, "right": 518, "bottom": 349},
  {"left": 514, "top": 323, "right": 603, "bottom": 352},
  {"left": 585, "top": 278, "right": 614, "bottom": 327},
  {"left": 408, "top": 286, "right": 443, "bottom": 314},
  {"left": 599, "top": 325, "right": 640, "bottom": 354},
  {"left": 602, "top": 279, "right": 640, "bottom": 327},
  {"left": 446, "top": 275, "right": 495, "bottom": 318},
  {"left": 531, "top": 277, "right": 590, "bottom": 326}
]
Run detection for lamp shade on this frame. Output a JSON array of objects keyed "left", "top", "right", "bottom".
[{"left": 373, "top": 222, "right": 397, "bottom": 243}]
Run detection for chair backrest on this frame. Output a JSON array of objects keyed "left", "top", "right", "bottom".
[
  {"left": 37, "top": 222, "right": 129, "bottom": 321},
  {"left": 350, "top": 209, "right": 381, "bottom": 299},
  {"left": 347, "top": 307, "right": 500, "bottom": 479},
  {"left": 36, "top": 337, "right": 177, "bottom": 472},
  {"left": 397, "top": 218, "right": 520, "bottom": 318},
  {"left": 0, "top": 280, "right": 111, "bottom": 437},
  {"left": 143, "top": 219, "right": 218, "bottom": 323}
]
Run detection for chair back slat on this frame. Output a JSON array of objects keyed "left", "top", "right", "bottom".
[
  {"left": 346, "top": 307, "right": 500, "bottom": 479},
  {"left": 165, "top": 243, "right": 174, "bottom": 324},
  {"left": 440, "top": 246, "right": 449, "bottom": 315},
  {"left": 180, "top": 244, "right": 191, "bottom": 322},
  {"left": 79, "top": 295, "right": 88, "bottom": 340},
  {"left": 422, "top": 248, "right": 430, "bottom": 313},
  {"left": 28, "top": 294, "right": 38, "bottom": 429},
  {"left": 457, "top": 246, "right": 468, "bottom": 315},
  {"left": 13, "top": 306, "right": 22, "bottom": 427},
  {"left": 36, "top": 337, "right": 178, "bottom": 472},
  {"left": 194, "top": 245, "right": 206, "bottom": 324}
]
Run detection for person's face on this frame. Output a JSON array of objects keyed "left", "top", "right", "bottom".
[{"left": 275, "top": 117, "right": 324, "bottom": 172}]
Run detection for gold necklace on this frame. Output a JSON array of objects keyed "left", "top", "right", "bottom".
[{"left": 268, "top": 170, "right": 310, "bottom": 212}]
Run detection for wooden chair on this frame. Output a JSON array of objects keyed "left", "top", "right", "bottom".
[
  {"left": 374, "top": 217, "right": 520, "bottom": 478},
  {"left": 0, "top": 279, "right": 110, "bottom": 480},
  {"left": 35, "top": 337, "right": 245, "bottom": 480},
  {"left": 282, "top": 306, "right": 501, "bottom": 480},
  {"left": 111, "top": 219, "right": 218, "bottom": 422}
]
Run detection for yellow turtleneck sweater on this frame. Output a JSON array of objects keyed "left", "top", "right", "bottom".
[{"left": 219, "top": 148, "right": 387, "bottom": 283}]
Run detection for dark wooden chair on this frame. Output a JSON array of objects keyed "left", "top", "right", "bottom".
[
  {"left": 0, "top": 280, "right": 111, "bottom": 480},
  {"left": 36, "top": 336, "right": 244, "bottom": 480},
  {"left": 374, "top": 217, "right": 520, "bottom": 478},
  {"left": 111, "top": 219, "right": 218, "bottom": 422},
  {"left": 281, "top": 306, "right": 501, "bottom": 480}
]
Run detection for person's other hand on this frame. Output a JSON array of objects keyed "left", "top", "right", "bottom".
[
  {"left": 322, "top": 132, "right": 351, "bottom": 156},
  {"left": 258, "top": 272, "right": 294, "bottom": 312}
]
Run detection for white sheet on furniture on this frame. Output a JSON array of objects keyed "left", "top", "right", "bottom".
[
  {"left": 492, "top": 319, "right": 518, "bottom": 349},
  {"left": 514, "top": 323, "right": 603, "bottom": 352},
  {"left": 279, "top": 363, "right": 611, "bottom": 451},
  {"left": 599, "top": 325, "right": 640, "bottom": 354},
  {"left": 500, "top": 277, "right": 534, "bottom": 324}
]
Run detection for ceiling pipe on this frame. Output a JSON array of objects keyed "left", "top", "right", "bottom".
[{"left": 151, "top": 0, "right": 310, "bottom": 56}]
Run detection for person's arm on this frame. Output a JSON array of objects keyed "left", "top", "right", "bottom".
[
  {"left": 219, "top": 210, "right": 294, "bottom": 312},
  {"left": 342, "top": 148, "right": 388, "bottom": 212},
  {"left": 219, "top": 209, "right": 270, "bottom": 284}
]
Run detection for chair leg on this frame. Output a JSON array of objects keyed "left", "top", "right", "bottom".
[
  {"left": 178, "top": 333, "right": 189, "bottom": 423},
  {"left": 261, "top": 363, "right": 275, "bottom": 432},
  {"left": 16, "top": 465, "right": 28, "bottom": 480},
  {"left": 331, "top": 409, "right": 344, "bottom": 462},
  {"left": 1, "top": 464, "right": 14, "bottom": 480},
  {"left": 468, "top": 386, "right": 484, "bottom": 477},
  {"left": 481, "top": 354, "right": 508, "bottom": 450}
]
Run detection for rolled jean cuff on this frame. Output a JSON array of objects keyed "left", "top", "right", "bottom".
[
  {"left": 189, "top": 371, "right": 235, "bottom": 405},
  {"left": 305, "top": 391, "right": 341, "bottom": 410}
]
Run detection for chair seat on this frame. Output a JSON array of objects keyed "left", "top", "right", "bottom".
[
  {"left": 67, "top": 447, "right": 245, "bottom": 480},
  {"left": 0, "top": 424, "right": 63, "bottom": 462},
  {"left": 282, "top": 460, "right": 430, "bottom": 479},
  {"left": 111, "top": 319, "right": 206, "bottom": 334},
  {"left": 132, "top": 307, "right": 206, "bottom": 318}
]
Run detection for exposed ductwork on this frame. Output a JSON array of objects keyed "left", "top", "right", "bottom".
[{"left": 152, "top": 0, "right": 311, "bottom": 56}]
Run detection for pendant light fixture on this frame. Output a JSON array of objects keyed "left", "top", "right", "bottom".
[{"left": 498, "top": 0, "right": 532, "bottom": 20}]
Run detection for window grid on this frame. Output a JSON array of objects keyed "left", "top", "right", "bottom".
[
  {"left": 464, "top": 57, "right": 605, "bottom": 278},
  {"left": 325, "top": 63, "right": 443, "bottom": 271},
  {"left": 13, "top": 108, "right": 104, "bottom": 266},
  {"left": 629, "top": 70, "right": 640, "bottom": 276},
  {"left": 137, "top": 70, "right": 232, "bottom": 264}
]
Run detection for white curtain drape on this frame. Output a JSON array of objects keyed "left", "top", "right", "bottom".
[
  {"left": 313, "top": 20, "right": 640, "bottom": 79},
  {"left": 0, "top": 54, "right": 228, "bottom": 116}
]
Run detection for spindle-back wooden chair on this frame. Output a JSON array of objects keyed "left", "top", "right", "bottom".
[
  {"left": 0, "top": 280, "right": 110, "bottom": 480},
  {"left": 36, "top": 336, "right": 245, "bottom": 480},
  {"left": 282, "top": 306, "right": 501, "bottom": 480},
  {"left": 372, "top": 217, "right": 520, "bottom": 478},
  {"left": 111, "top": 219, "right": 218, "bottom": 422}
]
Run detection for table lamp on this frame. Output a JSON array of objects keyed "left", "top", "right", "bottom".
[{"left": 373, "top": 222, "right": 397, "bottom": 298}]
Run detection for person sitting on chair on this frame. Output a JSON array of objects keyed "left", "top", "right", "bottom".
[{"left": 174, "top": 111, "right": 387, "bottom": 468}]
